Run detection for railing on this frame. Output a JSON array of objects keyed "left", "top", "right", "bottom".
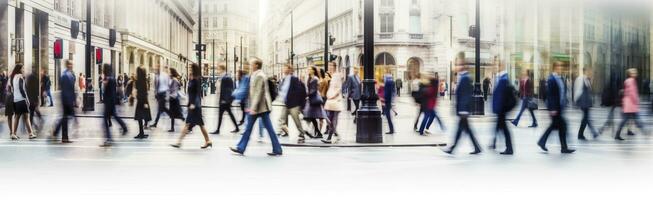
[
  {"left": 409, "top": 34, "right": 424, "bottom": 39},
  {"left": 379, "top": 33, "right": 393, "bottom": 39}
]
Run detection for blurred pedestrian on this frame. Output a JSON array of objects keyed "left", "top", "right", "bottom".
[
  {"left": 230, "top": 58, "right": 283, "bottom": 156},
  {"left": 411, "top": 74, "right": 424, "bottom": 131},
  {"left": 40, "top": 69, "right": 53, "bottom": 107},
  {"left": 343, "top": 67, "right": 361, "bottom": 117},
  {"left": 318, "top": 68, "right": 330, "bottom": 131},
  {"left": 4, "top": 71, "right": 14, "bottom": 137},
  {"left": 150, "top": 65, "right": 172, "bottom": 128},
  {"left": 98, "top": 74, "right": 104, "bottom": 103},
  {"left": 382, "top": 71, "right": 396, "bottom": 135},
  {"left": 418, "top": 73, "right": 445, "bottom": 135},
  {"left": 482, "top": 76, "right": 491, "bottom": 101},
  {"left": 614, "top": 68, "right": 648, "bottom": 140},
  {"left": 323, "top": 62, "right": 344, "bottom": 144},
  {"left": 52, "top": 60, "right": 76, "bottom": 143},
  {"left": 99, "top": 64, "right": 128, "bottom": 147},
  {"left": 9, "top": 64, "right": 36, "bottom": 140},
  {"left": 574, "top": 68, "right": 599, "bottom": 140},
  {"left": 170, "top": 64, "right": 213, "bottom": 149},
  {"left": 26, "top": 71, "right": 43, "bottom": 132},
  {"left": 210, "top": 64, "right": 240, "bottom": 135},
  {"left": 598, "top": 73, "right": 621, "bottom": 134},
  {"left": 511, "top": 70, "right": 538, "bottom": 127},
  {"left": 235, "top": 70, "right": 250, "bottom": 126},
  {"left": 444, "top": 57, "right": 481, "bottom": 155},
  {"left": 303, "top": 66, "right": 328, "bottom": 138},
  {"left": 490, "top": 61, "right": 516, "bottom": 155},
  {"left": 133, "top": 67, "right": 152, "bottom": 139},
  {"left": 167, "top": 68, "right": 185, "bottom": 132},
  {"left": 117, "top": 74, "right": 125, "bottom": 102},
  {"left": 276, "top": 64, "right": 311, "bottom": 143},
  {"left": 395, "top": 78, "right": 403, "bottom": 97},
  {"left": 538, "top": 61, "right": 575, "bottom": 154},
  {"left": 0, "top": 71, "right": 7, "bottom": 105}
]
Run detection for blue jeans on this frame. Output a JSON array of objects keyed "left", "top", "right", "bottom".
[
  {"left": 236, "top": 112, "right": 282, "bottom": 154},
  {"left": 512, "top": 97, "right": 537, "bottom": 126}
]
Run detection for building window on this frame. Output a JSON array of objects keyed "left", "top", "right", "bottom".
[
  {"left": 380, "top": 14, "right": 394, "bottom": 33},
  {"left": 54, "top": 0, "right": 62, "bottom": 12},
  {"left": 213, "top": 17, "right": 218, "bottom": 28},
  {"left": 409, "top": 0, "right": 421, "bottom": 33},
  {"left": 223, "top": 17, "right": 228, "bottom": 29}
]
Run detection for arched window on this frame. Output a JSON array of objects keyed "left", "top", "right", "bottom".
[{"left": 375, "top": 52, "right": 396, "bottom": 66}]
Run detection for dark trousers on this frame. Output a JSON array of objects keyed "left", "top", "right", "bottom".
[
  {"left": 449, "top": 116, "right": 481, "bottom": 152},
  {"left": 483, "top": 88, "right": 489, "bottom": 101},
  {"left": 352, "top": 99, "right": 360, "bottom": 114},
  {"left": 104, "top": 109, "right": 127, "bottom": 141},
  {"left": 599, "top": 106, "right": 617, "bottom": 132},
  {"left": 325, "top": 111, "right": 340, "bottom": 140},
  {"left": 539, "top": 114, "right": 569, "bottom": 150},
  {"left": 41, "top": 89, "right": 53, "bottom": 106},
  {"left": 413, "top": 108, "right": 422, "bottom": 130},
  {"left": 492, "top": 114, "right": 513, "bottom": 152},
  {"left": 53, "top": 105, "right": 74, "bottom": 141},
  {"left": 419, "top": 109, "right": 445, "bottom": 134},
  {"left": 615, "top": 113, "right": 646, "bottom": 138},
  {"left": 239, "top": 101, "right": 247, "bottom": 124},
  {"left": 512, "top": 98, "right": 537, "bottom": 126},
  {"left": 383, "top": 105, "right": 394, "bottom": 133},
  {"left": 396, "top": 88, "right": 401, "bottom": 97},
  {"left": 346, "top": 98, "right": 352, "bottom": 111},
  {"left": 235, "top": 112, "right": 282, "bottom": 154},
  {"left": 578, "top": 108, "right": 598, "bottom": 138},
  {"left": 216, "top": 104, "right": 239, "bottom": 133},
  {"left": 152, "top": 92, "right": 170, "bottom": 125}
]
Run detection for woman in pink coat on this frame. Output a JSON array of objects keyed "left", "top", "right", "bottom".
[{"left": 615, "top": 68, "right": 647, "bottom": 140}]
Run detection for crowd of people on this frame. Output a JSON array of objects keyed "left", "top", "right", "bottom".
[{"left": 0, "top": 53, "right": 651, "bottom": 156}]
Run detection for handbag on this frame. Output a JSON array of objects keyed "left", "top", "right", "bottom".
[
  {"left": 527, "top": 99, "right": 538, "bottom": 110},
  {"left": 309, "top": 94, "right": 324, "bottom": 106}
]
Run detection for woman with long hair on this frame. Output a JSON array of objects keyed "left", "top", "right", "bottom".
[
  {"left": 167, "top": 68, "right": 185, "bottom": 132},
  {"left": 9, "top": 64, "right": 36, "bottom": 140},
  {"left": 171, "top": 64, "right": 212, "bottom": 149},
  {"left": 133, "top": 67, "right": 152, "bottom": 139},
  {"left": 322, "top": 62, "right": 343, "bottom": 144},
  {"left": 303, "top": 66, "right": 329, "bottom": 138}
]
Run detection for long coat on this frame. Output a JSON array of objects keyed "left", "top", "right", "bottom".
[
  {"left": 622, "top": 77, "right": 640, "bottom": 113},
  {"left": 303, "top": 77, "right": 327, "bottom": 119},
  {"left": 324, "top": 73, "right": 344, "bottom": 111},
  {"left": 248, "top": 70, "right": 273, "bottom": 115}
]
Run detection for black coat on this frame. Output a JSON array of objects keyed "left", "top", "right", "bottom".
[
  {"left": 283, "top": 76, "right": 306, "bottom": 108},
  {"left": 104, "top": 76, "right": 118, "bottom": 114},
  {"left": 219, "top": 76, "right": 235, "bottom": 106}
]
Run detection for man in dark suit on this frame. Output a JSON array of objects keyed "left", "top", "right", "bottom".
[
  {"left": 574, "top": 68, "right": 598, "bottom": 140},
  {"left": 482, "top": 77, "right": 491, "bottom": 101},
  {"left": 211, "top": 64, "right": 240, "bottom": 135},
  {"left": 40, "top": 69, "right": 53, "bottom": 107},
  {"left": 100, "top": 64, "right": 128, "bottom": 147},
  {"left": 444, "top": 58, "right": 481, "bottom": 155},
  {"left": 491, "top": 61, "right": 514, "bottom": 155},
  {"left": 383, "top": 73, "right": 396, "bottom": 134},
  {"left": 395, "top": 78, "right": 403, "bottom": 97},
  {"left": 511, "top": 70, "right": 538, "bottom": 127},
  {"left": 276, "top": 65, "right": 310, "bottom": 142},
  {"left": 538, "top": 61, "right": 575, "bottom": 154},
  {"left": 343, "top": 67, "right": 361, "bottom": 116},
  {"left": 52, "top": 60, "right": 76, "bottom": 143}
]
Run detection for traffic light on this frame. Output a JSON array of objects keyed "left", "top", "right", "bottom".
[
  {"left": 469, "top": 25, "right": 479, "bottom": 38},
  {"left": 329, "top": 35, "right": 336, "bottom": 46},
  {"left": 195, "top": 44, "right": 206, "bottom": 51},
  {"left": 329, "top": 54, "right": 338, "bottom": 62}
]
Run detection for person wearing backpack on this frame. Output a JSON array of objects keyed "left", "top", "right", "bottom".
[{"left": 490, "top": 61, "right": 515, "bottom": 155}]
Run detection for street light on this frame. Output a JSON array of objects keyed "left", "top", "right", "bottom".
[
  {"left": 356, "top": 0, "right": 382, "bottom": 144},
  {"left": 472, "top": 0, "right": 484, "bottom": 115},
  {"left": 323, "top": 0, "right": 329, "bottom": 72},
  {"left": 82, "top": 0, "right": 94, "bottom": 111}
]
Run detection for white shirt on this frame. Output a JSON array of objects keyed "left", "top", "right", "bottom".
[
  {"left": 156, "top": 72, "right": 170, "bottom": 93},
  {"left": 12, "top": 74, "right": 27, "bottom": 102}
]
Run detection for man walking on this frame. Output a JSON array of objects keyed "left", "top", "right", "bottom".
[
  {"left": 490, "top": 61, "right": 515, "bottom": 155},
  {"left": 343, "top": 67, "right": 361, "bottom": 117},
  {"left": 100, "top": 64, "right": 128, "bottom": 147},
  {"left": 444, "top": 56, "right": 482, "bottom": 155},
  {"left": 210, "top": 64, "right": 240, "bottom": 135},
  {"left": 230, "top": 58, "right": 283, "bottom": 156},
  {"left": 382, "top": 72, "right": 396, "bottom": 134},
  {"left": 277, "top": 65, "right": 310, "bottom": 143},
  {"left": 482, "top": 77, "right": 492, "bottom": 101},
  {"left": 538, "top": 61, "right": 575, "bottom": 154},
  {"left": 52, "top": 60, "right": 76, "bottom": 143},
  {"left": 395, "top": 78, "right": 403, "bottom": 97},
  {"left": 511, "top": 70, "right": 538, "bottom": 127},
  {"left": 150, "top": 65, "right": 172, "bottom": 128},
  {"left": 574, "top": 68, "right": 598, "bottom": 140}
]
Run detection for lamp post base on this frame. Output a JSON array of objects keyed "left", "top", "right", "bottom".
[
  {"left": 356, "top": 108, "right": 383, "bottom": 143},
  {"left": 82, "top": 92, "right": 95, "bottom": 112},
  {"left": 472, "top": 83, "right": 484, "bottom": 115}
]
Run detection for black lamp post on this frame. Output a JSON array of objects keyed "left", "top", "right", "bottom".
[
  {"left": 356, "top": 0, "right": 382, "bottom": 143},
  {"left": 211, "top": 39, "right": 216, "bottom": 94},
  {"left": 472, "top": 0, "right": 485, "bottom": 115},
  {"left": 82, "top": 0, "right": 94, "bottom": 111},
  {"left": 323, "top": 0, "right": 329, "bottom": 71},
  {"left": 290, "top": 10, "right": 296, "bottom": 72}
]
